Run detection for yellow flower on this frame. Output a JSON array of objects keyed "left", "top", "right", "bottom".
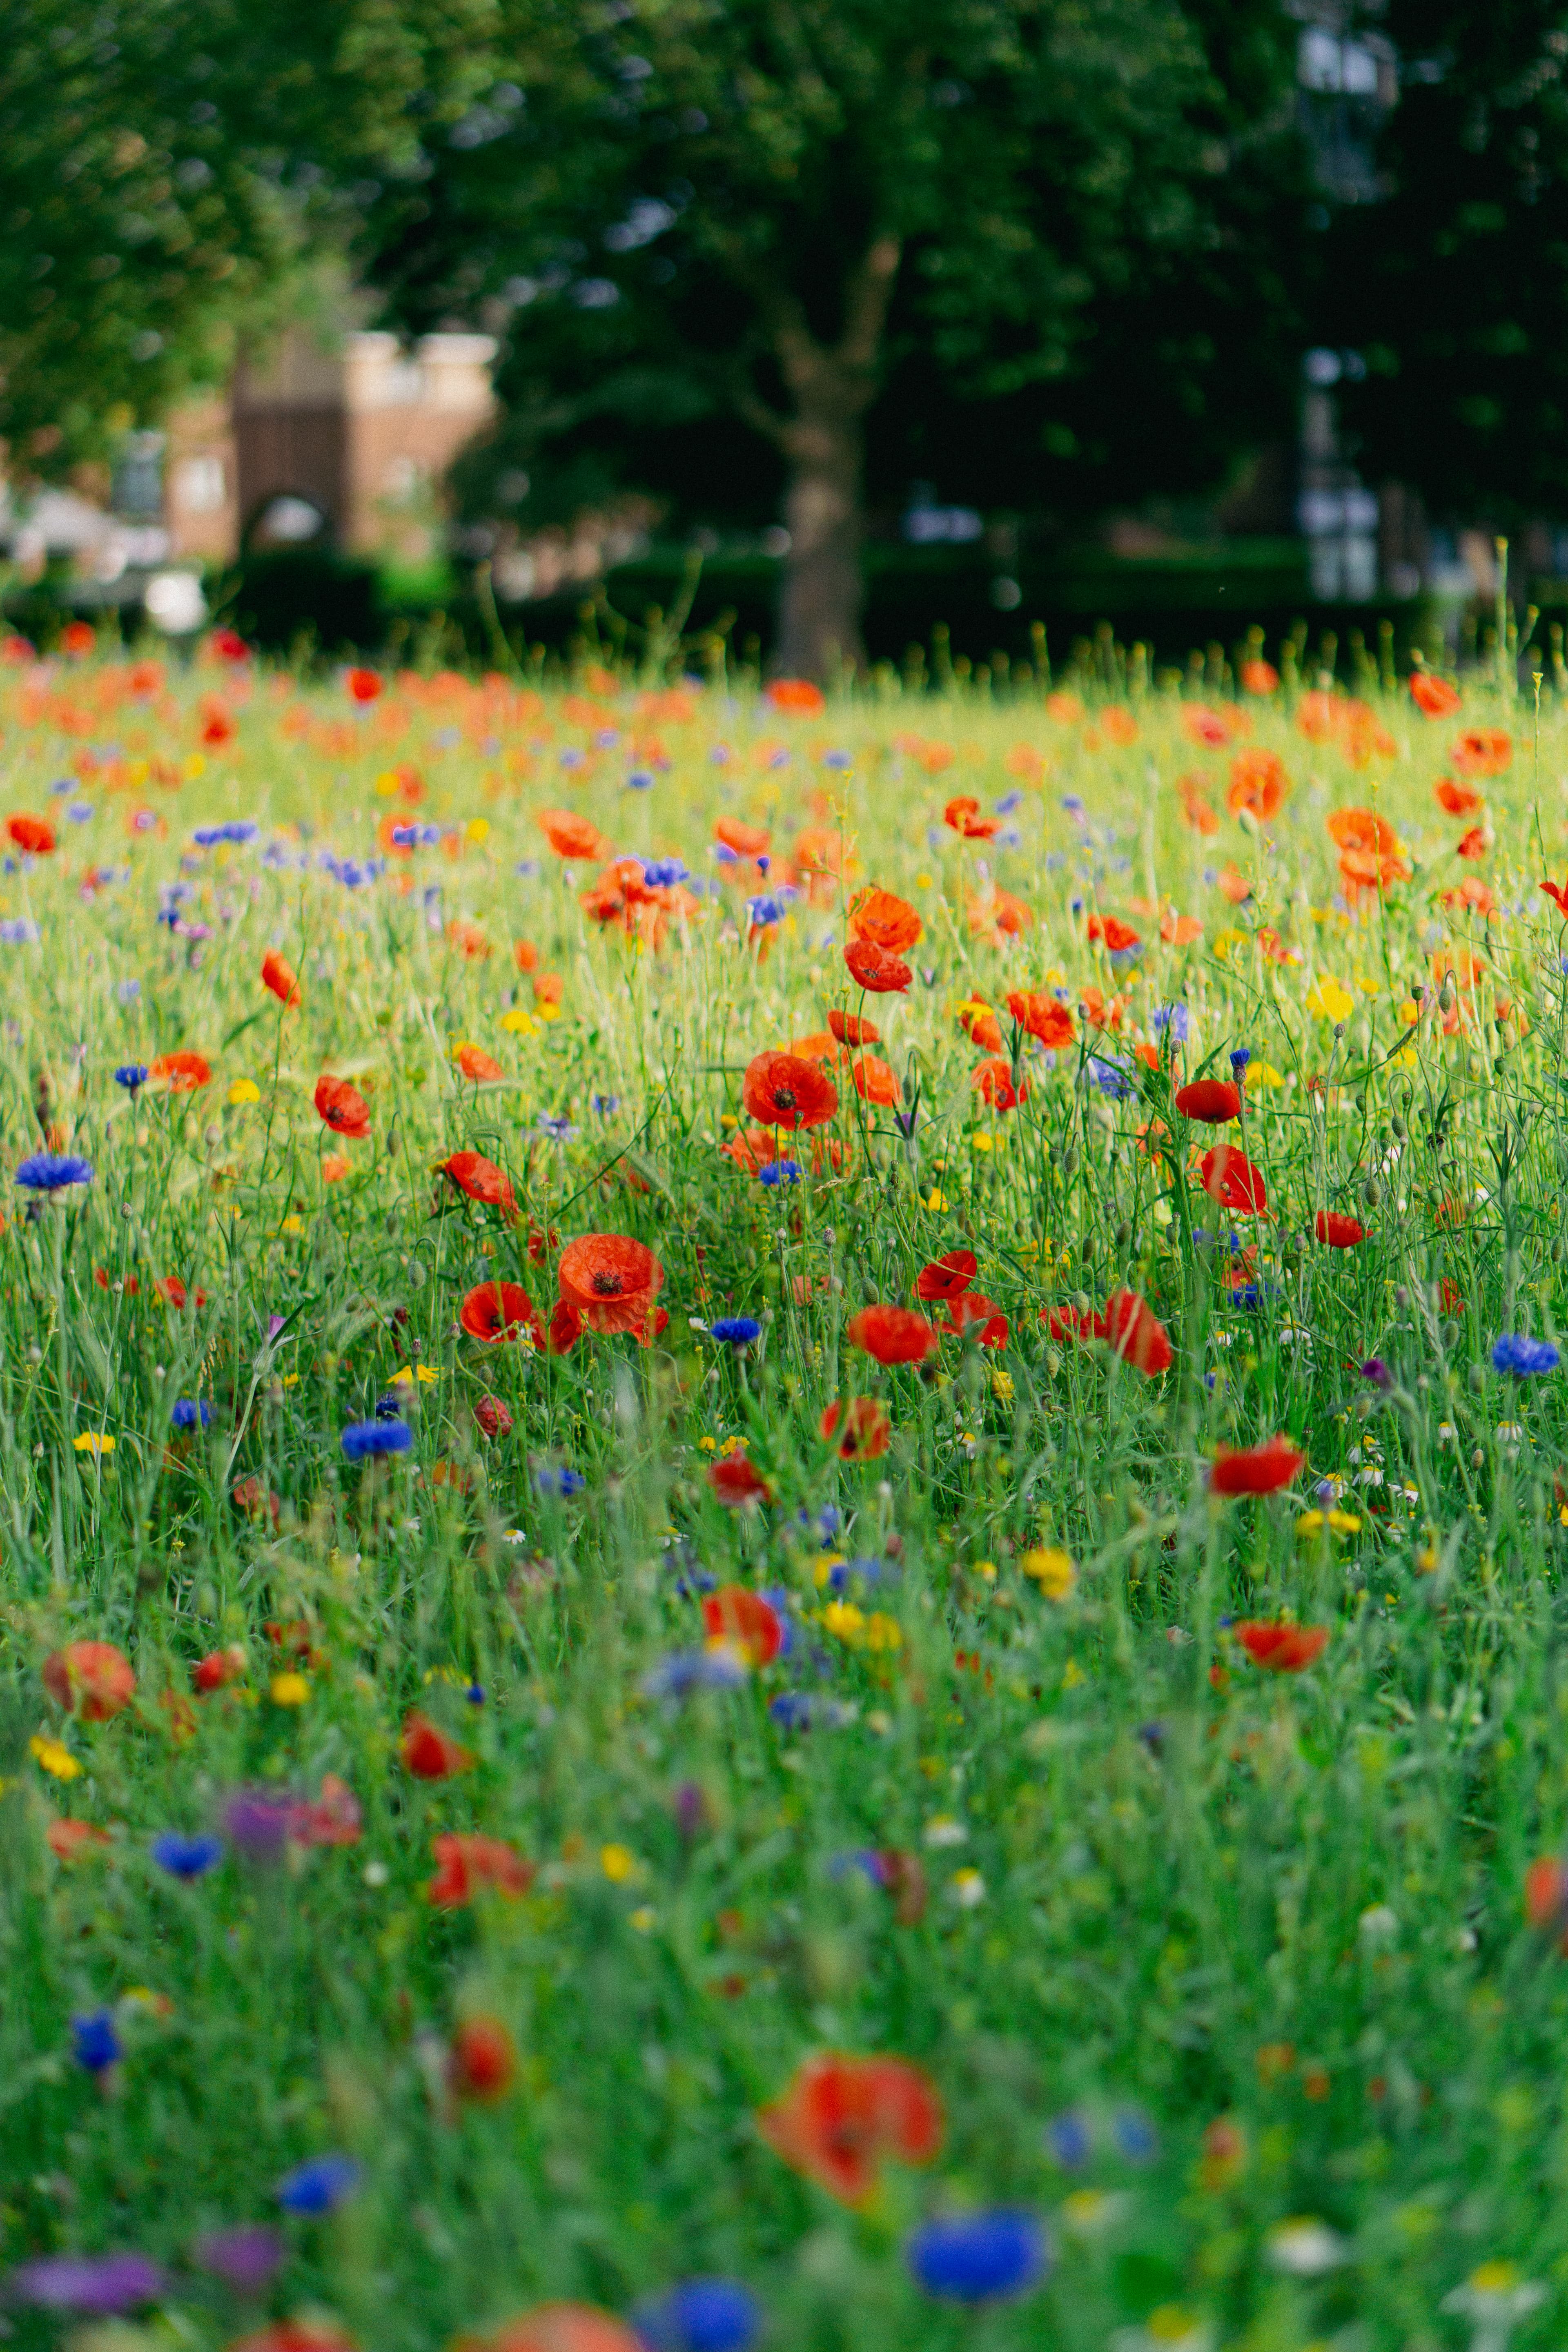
[
  {"left": 374, "top": 769, "right": 402, "bottom": 798},
  {"left": 1022, "top": 1546, "right": 1077, "bottom": 1599},
  {"left": 812, "top": 1554, "right": 847, "bottom": 1588},
  {"left": 972, "top": 1134, "right": 993, "bottom": 1155},
  {"left": 535, "top": 1001, "right": 561, "bottom": 1024},
  {"left": 600, "top": 1842, "right": 636, "bottom": 1884},
  {"left": 466, "top": 817, "right": 490, "bottom": 843},
  {"left": 501, "top": 1007, "right": 538, "bottom": 1036},
  {"left": 183, "top": 753, "right": 206, "bottom": 780},
  {"left": 1306, "top": 977, "right": 1355, "bottom": 1024},
  {"left": 1398, "top": 998, "right": 1421, "bottom": 1027},
  {"left": 863, "top": 1612, "right": 903, "bottom": 1653},
  {"left": 926, "top": 1188, "right": 947, "bottom": 1212},
  {"left": 951, "top": 1867, "right": 986, "bottom": 1907},
  {"left": 227, "top": 1078, "right": 261, "bottom": 1106},
  {"left": 1062, "top": 1658, "right": 1086, "bottom": 1690},
  {"left": 990, "top": 1368, "right": 1015, "bottom": 1403},
  {"left": 270, "top": 1671, "right": 310, "bottom": 1707},
  {"left": 390, "top": 1364, "right": 439, "bottom": 1386},
  {"left": 628, "top": 1904, "right": 657, "bottom": 1933},
  {"left": 280, "top": 1216, "right": 305, "bottom": 1236},
  {"left": 73, "top": 1432, "right": 114, "bottom": 1457},
  {"left": 822, "top": 1601, "right": 865, "bottom": 1644},
  {"left": 1244, "top": 1060, "right": 1286, "bottom": 1092},
  {"left": 30, "top": 1734, "right": 81, "bottom": 1780}
]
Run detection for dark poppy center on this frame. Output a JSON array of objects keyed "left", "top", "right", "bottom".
[
  {"left": 773, "top": 1086, "right": 797, "bottom": 1110},
  {"left": 592, "top": 1270, "right": 624, "bottom": 1296}
]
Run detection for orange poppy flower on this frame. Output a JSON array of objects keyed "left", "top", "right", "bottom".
[
  {"left": 428, "top": 1833, "right": 534, "bottom": 1907},
  {"left": 1435, "top": 777, "right": 1482, "bottom": 816},
  {"left": 537, "top": 808, "right": 606, "bottom": 860},
  {"left": 715, "top": 815, "right": 771, "bottom": 857},
  {"left": 448, "top": 2015, "right": 518, "bottom": 2104},
  {"left": 261, "top": 950, "right": 300, "bottom": 1007},
  {"left": 1101, "top": 706, "right": 1139, "bottom": 746},
  {"left": 399, "top": 1710, "right": 475, "bottom": 1779},
  {"left": 848, "top": 887, "right": 922, "bottom": 953},
  {"left": 1217, "top": 864, "right": 1252, "bottom": 905},
  {"left": 1177, "top": 774, "right": 1220, "bottom": 835},
  {"left": 795, "top": 827, "right": 850, "bottom": 882},
  {"left": 757, "top": 2052, "right": 943, "bottom": 2204},
  {"left": 1227, "top": 747, "right": 1288, "bottom": 820},
  {"left": 1005, "top": 991, "right": 1074, "bottom": 1048},
  {"left": 193, "top": 1644, "right": 247, "bottom": 1693},
  {"left": 448, "top": 920, "right": 492, "bottom": 962},
  {"left": 1456, "top": 825, "right": 1489, "bottom": 861},
  {"left": 848, "top": 1305, "right": 939, "bottom": 1365},
  {"left": 314, "top": 1075, "right": 370, "bottom": 1138},
  {"left": 1234, "top": 1621, "right": 1328, "bottom": 1671},
  {"left": 844, "top": 938, "right": 911, "bottom": 993},
  {"left": 742, "top": 1050, "right": 838, "bottom": 1130},
  {"left": 557, "top": 1233, "right": 666, "bottom": 1335},
  {"left": 7, "top": 813, "right": 56, "bottom": 855},
  {"left": 957, "top": 1001, "right": 1002, "bottom": 1053},
  {"left": 819, "top": 1398, "right": 892, "bottom": 1460},
  {"left": 1327, "top": 807, "right": 1396, "bottom": 855},
  {"left": 1175, "top": 1079, "right": 1241, "bottom": 1125},
  {"left": 1202, "top": 1146, "right": 1267, "bottom": 1216},
  {"left": 1338, "top": 844, "right": 1409, "bottom": 900},
  {"left": 1210, "top": 1437, "right": 1304, "bottom": 1496},
  {"left": 149, "top": 1050, "right": 212, "bottom": 1093},
  {"left": 514, "top": 938, "right": 539, "bottom": 973},
  {"left": 708, "top": 1453, "right": 772, "bottom": 1506},
  {"left": 45, "top": 1818, "right": 112, "bottom": 1862},
  {"left": 915, "top": 1249, "right": 977, "bottom": 1303},
  {"left": 971, "top": 1058, "right": 1027, "bottom": 1111},
  {"left": 766, "top": 678, "right": 825, "bottom": 714},
  {"left": 440, "top": 1151, "right": 516, "bottom": 1211},
  {"left": 1450, "top": 728, "right": 1511, "bottom": 777},
  {"left": 1078, "top": 985, "right": 1125, "bottom": 1032},
  {"left": 788, "top": 1031, "right": 844, "bottom": 1065},
  {"left": 702, "top": 1585, "right": 784, "bottom": 1662},
  {"left": 1085, "top": 913, "right": 1140, "bottom": 953},
  {"left": 942, "top": 794, "right": 1000, "bottom": 840},
  {"left": 944, "top": 1292, "right": 1008, "bottom": 1347},
  {"left": 454, "top": 1044, "right": 503, "bottom": 1083},
  {"left": 969, "top": 886, "right": 1032, "bottom": 942},
  {"left": 456, "top": 2306, "right": 641, "bottom": 2352},
  {"left": 1410, "top": 671, "right": 1461, "bottom": 718},
  {"left": 1241, "top": 659, "right": 1279, "bottom": 695},
  {"left": 460, "top": 1281, "right": 544, "bottom": 1345},
  {"left": 720, "top": 1127, "right": 781, "bottom": 1174},
  {"left": 321, "top": 1154, "right": 350, "bottom": 1183},
  {"left": 827, "top": 1009, "right": 879, "bottom": 1045},
  {"left": 851, "top": 1055, "right": 900, "bottom": 1105},
  {"left": 42, "top": 1640, "right": 135, "bottom": 1721}
]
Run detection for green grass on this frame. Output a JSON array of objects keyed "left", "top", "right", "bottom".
[{"left": 2, "top": 646, "right": 1567, "bottom": 2352}]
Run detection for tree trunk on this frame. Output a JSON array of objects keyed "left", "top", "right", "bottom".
[{"left": 775, "top": 393, "right": 866, "bottom": 682}]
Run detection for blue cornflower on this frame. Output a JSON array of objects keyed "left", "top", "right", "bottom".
[
  {"left": 768, "top": 1692, "right": 814, "bottom": 1731},
  {"left": 1062, "top": 795, "right": 1085, "bottom": 815},
  {"left": 170, "top": 1399, "right": 213, "bottom": 1432},
  {"left": 151, "top": 1831, "right": 224, "bottom": 1880},
  {"left": 466, "top": 1682, "right": 486, "bottom": 1705},
  {"left": 341, "top": 1419, "right": 413, "bottom": 1460},
  {"left": 538, "top": 1113, "right": 577, "bottom": 1142},
  {"left": 275, "top": 2152, "right": 362, "bottom": 2216},
  {"left": 1110, "top": 2105, "right": 1159, "bottom": 2163},
  {"left": 115, "top": 1063, "right": 148, "bottom": 1092},
  {"left": 710, "top": 1316, "right": 762, "bottom": 1348},
  {"left": 71, "top": 2009, "right": 122, "bottom": 2074},
  {"left": 632, "top": 2278, "right": 762, "bottom": 2352},
  {"left": 1043, "top": 2109, "right": 1091, "bottom": 2169},
  {"left": 746, "top": 895, "right": 783, "bottom": 929},
  {"left": 824, "top": 749, "right": 853, "bottom": 770},
  {"left": 0, "top": 918, "right": 38, "bottom": 944},
  {"left": 117, "top": 979, "right": 141, "bottom": 1005},
  {"left": 592, "top": 1094, "right": 619, "bottom": 1114},
  {"left": 16, "top": 1153, "right": 92, "bottom": 1192},
  {"left": 1493, "top": 1334, "right": 1560, "bottom": 1376},
  {"left": 67, "top": 804, "right": 94, "bottom": 825},
  {"left": 757, "top": 1160, "right": 801, "bottom": 1187},
  {"left": 906, "top": 2211, "right": 1047, "bottom": 2304},
  {"left": 626, "top": 769, "right": 655, "bottom": 790},
  {"left": 824, "top": 1556, "right": 892, "bottom": 1592},
  {"left": 535, "top": 1465, "right": 586, "bottom": 1497},
  {"left": 994, "top": 791, "right": 1023, "bottom": 814},
  {"left": 641, "top": 1650, "right": 749, "bottom": 1701},
  {"left": 642, "top": 857, "right": 688, "bottom": 887},
  {"left": 1152, "top": 1003, "right": 1189, "bottom": 1042},
  {"left": 1230, "top": 1045, "right": 1251, "bottom": 1072},
  {"left": 1085, "top": 1057, "right": 1132, "bottom": 1101},
  {"left": 374, "top": 1393, "right": 403, "bottom": 1421},
  {"left": 192, "top": 827, "right": 224, "bottom": 848}
]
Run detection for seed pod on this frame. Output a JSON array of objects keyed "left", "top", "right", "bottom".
[{"left": 1361, "top": 1178, "right": 1382, "bottom": 1209}]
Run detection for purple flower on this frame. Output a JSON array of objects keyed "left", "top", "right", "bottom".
[
  {"left": 191, "top": 2226, "right": 285, "bottom": 2295},
  {"left": 1360, "top": 1357, "right": 1393, "bottom": 1390},
  {"left": 11, "top": 2254, "right": 165, "bottom": 2314},
  {"left": 223, "top": 1788, "right": 294, "bottom": 1862}
]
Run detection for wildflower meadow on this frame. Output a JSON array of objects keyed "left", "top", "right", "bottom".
[{"left": 7, "top": 620, "right": 1568, "bottom": 2352}]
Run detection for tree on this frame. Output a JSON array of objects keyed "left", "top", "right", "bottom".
[
  {"left": 1323, "top": 4, "right": 1568, "bottom": 527},
  {"left": 0, "top": 0, "right": 488, "bottom": 476},
  {"left": 356, "top": 0, "right": 1308, "bottom": 677}
]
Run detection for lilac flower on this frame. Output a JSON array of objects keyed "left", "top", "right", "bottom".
[
  {"left": 191, "top": 2226, "right": 285, "bottom": 2294},
  {"left": 994, "top": 791, "right": 1023, "bottom": 814},
  {"left": 222, "top": 1789, "right": 294, "bottom": 1862},
  {"left": 12, "top": 2254, "right": 164, "bottom": 2314}
]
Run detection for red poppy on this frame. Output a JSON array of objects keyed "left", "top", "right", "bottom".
[
  {"left": 1176, "top": 1080, "right": 1241, "bottom": 1124},
  {"left": 766, "top": 678, "right": 825, "bottom": 714},
  {"left": 473, "top": 1394, "right": 513, "bottom": 1439},
  {"left": 742, "top": 1050, "right": 838, "bottom": 1131},
  {"left": 827, "top": 1009, "right": 880, "bottom": 1045},
  {"left": 462, "top": 2307, "right": 641, "bottom": 2352},
  {"left": 1005, "top": 991, "right": 1074, "bottom": 1048},
  {"left": 943, "top": 795, "right": 1001, "bottom": 840},
  {"left": 702, "top": 1586, "right": 784, "bottom": 1662},
  {"left": 557, "top": 1233, "right": 665, "bottom": 1336},
  {"left": 1545, "top": 878, "right": 1568, "bottom": 917},
  {"left": 819, "top": 1398, "right": 892, "bottom": 1461},
  {"left": 428, "top": 1833, "right": 534, "bottom": 1907},
  {"left": 7, "top": 813, "right": 56, "bottom": 855},
  {"left": 1201, "top": 1146, "right": 1268, "bottom": 1216},
  {"left": 193, "top": 1644, "right": 246, "bottom": 1694},
  {"left": 708, "top": 1453, "right": 772, "bottom": 1507},
  {"left": 399, "top": 1709, "right": 475, "bottom": 1779},
  {"left": 440, "top": 1151, "right": 516, "bottom": 1212},
  {"left": 231, "top": 2323, "right": 359, "bottom": 2352},
  {"left": 314, "top": 1075, "right": 370, "bottom": 1138},
  {"left": 1455, "top": 825, "right": 1489, "bottom": 861},
  {"left": 844, "top": 938, "right": 911, "bottom": 993},
  {"left": 1315, "top": 1210, "right": 1365, "bottom": 1248},
  {"left": 149, "top": 1051, "right": 212, "bottom": 1093},
  {"left": 848, "top": 1305, "right": 939, "bottom": 1366},
  {"left": 200, "top": 700, "right": 236, "bottom": 748},
  {"left": 1234, "top": 1621, "right": 1329, "bottom": 1672},
  {"left": 958, "top": 1001, "right": 1003, "bottom": 1053},
  {"left": 547, "top": 1298, "right": 584, "bottom": 1354},
  {"left": 454, "top": 1044, "right": 504, "bottom": 1082},
  {"left": 971, "top": 1058, "right": 1028, "bottom": 1111},
  {"left": 261, "top": 950, "right": 300, "bottom": 1007},
  {"left": 757, "top": 2052, "right": 944, "bottom": 2204},
  {"left": 944, "top": 1292, "right": 1009, "bottom": 1347},
  {"left": 346, "top": 667, "right": 382, "bottom": 704},
  {"left": 1410, "top": 672, "right": 1461, "bottom": 718},
  {"left": 42, "top": 1640, "right": 135, "bottom": 1721},
  {"left": 45, "top": 1818, "right": 111, "bottom": 1862},
  {"left": 460, "top": 1281, "right": 545, "bottom": 1345},
  {"left": 449, "top": 2015, "right": 518, "bottom": 2103},
  {"left": 1097, "top": 1290, "right": 1174, "bottom": 1376},
  {"left": 915, "top": 1249, "right": 977, "bottom": 1303},
  {"left": 715, "top": 815, "right": 771, "bottom": 857},
  {"left": 1085, "top": 913, "right": 1141, "bottom": 953},
  {"left": 153, "top": 1275, "right": 207, "bottom": 1310},
  {"left": 851, "top": 1055, "right": 900, "bottom": 1106},
  {"left": 1227, "top": 747, "right": 1289, "bottom": 820},
  {"left": 1209, "top": 1436, "right": 1305, "bottom": 1495},
  {"left": 537, "top": 808, "right": 606, "bottom": 861},
  {"left": 848, "top": 888, "right": 923, "bottom": 953},
  {"left": 1526, "top": 1857, "right": 1568, "bottom": 1946},
  {"left": 1435, "top": 778, "right": 1482, "bottom": 816},
  {"left": 1241, "top": 659, "right": 1279, "bottom": 695},
  {"left": 1450, "top": 727, "right": 1511, "bottom": 777}
]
